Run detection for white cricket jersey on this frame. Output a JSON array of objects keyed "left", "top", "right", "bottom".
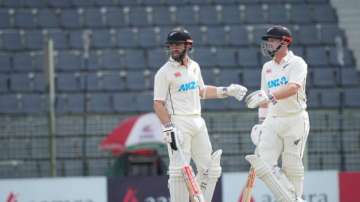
[
  {"left": 153, "top": 57, "right": 205, "bottom": 116},
  {"left": 261, "top": 51, "right": 308, "bottom": 116}
]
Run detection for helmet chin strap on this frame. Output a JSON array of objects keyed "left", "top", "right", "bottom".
[{"left": 268, "top": 43, "right": 284, "bottom": 58}]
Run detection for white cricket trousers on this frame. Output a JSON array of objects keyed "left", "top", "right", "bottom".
[
  {"left": 169, "top": 115, "right": 213, "bottom": 170},
  {"left": 258, "top": 110, "right": 310, "bottom": 167}
]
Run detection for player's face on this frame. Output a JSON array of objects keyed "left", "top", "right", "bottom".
[
  {"left": 261, "top": 37, "right": 288, "bottom": 58},
  {"left": 266, "top": 38, "right": 282, "bottom": 50},
  {"left": 168, "top": 42, "right": 187, "bottom": 60}
]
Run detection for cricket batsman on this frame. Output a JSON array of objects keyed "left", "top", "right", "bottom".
[
  {"left": 153, "top": 27, "right": 248, "bottom": 202},
  {"left": 244, "top": 25, "right": 310, "bottom": 202}
]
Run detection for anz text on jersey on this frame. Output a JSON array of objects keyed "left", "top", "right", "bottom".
[
  {"left": 267, "top": 76, "right": 288, "bottom": 89},
  {"left": 178, "top": 81, "right": 198, "bottom": 92}
]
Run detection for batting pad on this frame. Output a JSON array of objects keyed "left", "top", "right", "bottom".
[
  {"left": 197, "top": 149, "right": 222, "bottom": 202},
  {"left": 168, "top": 166, "right": 189, "bottom": 202},
  {"left": 245, "top": 154, "right": 297, "bottom": 202},
  {"left": 282, "top": 152, "right": 305, "bottom": 198}
]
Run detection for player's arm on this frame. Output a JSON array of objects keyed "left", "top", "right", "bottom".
[
  {"left": 246, "top": 60, "right": 307, "bottom": 108},
  {"left": 271, "top": 83, "right": 300, "bottom": 100},
  {"left": 256, "top": 81, "right": 301, "bottom": 123},
  {"left": 197, "top": 67, "right": 248, "bottom": 101},
  {"left": 153, "top": 100, "right": 171, "bottom": 125},
  {"left": 199, "top": 85, "right": 219, "bottom": 99},
  {"left": 199, "top": 85, "right": 248, "bottom": 100},
  {"left": 199, "top": 84, "right": 248, "bottom": 100},
  {"left": 153, "top": 70, "right": 172, "bottom": 126},
  {"left": 274, "top": 59, "right": 307, "bottom": 100},
  {"left": 153, "top": 70, "right": 183, "bottom": 150}
]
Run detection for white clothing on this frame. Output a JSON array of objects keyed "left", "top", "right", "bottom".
[
  {"left": 258, "top": 110, "right": 310, "bottom": 197},
  {"left": 169, "top": 115, "right": 212, "bottom": 170},
  {"left": 261, "top": 51, "right": 308, "bottom": 117},
  {"left": 154, "top": 58, "right": 205, "bottom": 116},
  {"left": 154, "top": 58, "right": 219, "bottom": 202},
  {"left": 258, "top": 111, "right": 310, "bottom": 166},
  {"left": 168, "top": 115, "right": 213, "bottom": 202}
]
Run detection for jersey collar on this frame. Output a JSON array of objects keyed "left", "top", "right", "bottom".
[
  {"left": 273, "top": 50, "right": 293, "bottom": 66},
  {"left": 168, "top": 56, "right": 192, "bottom": 67}
]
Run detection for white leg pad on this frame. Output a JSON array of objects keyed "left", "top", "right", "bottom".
[
  {"left": 282, "top": 152, "right": 305, "bottom": 197},
  {"left": 245, "top": 155, "right": 297, "bottom": 202},
  {"left": 196, "top": 150, "right": 222, "bottom": 202},
  {"left": 168, "top": 166, "right": 189, "bottom": 202}
]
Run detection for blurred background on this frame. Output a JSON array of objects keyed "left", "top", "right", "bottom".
[{"left": 0, "top": 0, "right": 359, "bottom": 181}]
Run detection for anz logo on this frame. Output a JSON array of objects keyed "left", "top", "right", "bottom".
[
  {"left": 178, "top": 81, "right": 198, "bottom": 92},
  {"left": 267, "top": 76, "right": 288, "bottom": 89}
]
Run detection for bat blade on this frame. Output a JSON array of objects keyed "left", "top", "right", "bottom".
[
  {"left": 241, "top": 167, "right": 256, "bottom": 202},
  {"left": 182, "top": 165, "right": 206, "bottom": 202}
]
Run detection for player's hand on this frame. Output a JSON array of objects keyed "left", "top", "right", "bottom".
[
  {"left": 250, "top": 124, "right": 262, "bottom": 146},
  {"left": 245, "top": 90, "right": 276, "bottom": 108},
  {"left": 163, "top": 123, "right": 183, "bottom": 151},
  {"left": 225, "top": 84, "right": 248, "bottom": 101}
]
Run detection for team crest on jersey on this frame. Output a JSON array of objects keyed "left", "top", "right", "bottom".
[
  {"left": 266, "top": 68, "right": 272, "bottom": 74},
  {"left": 174, "top": 72, "right": 181, "bottom": 77},
  {"left": 267, "top": 76, "right": 288, "bottom": 89},
  {"left": 178, "top": 81, "right": 198, "bottom": 92}
]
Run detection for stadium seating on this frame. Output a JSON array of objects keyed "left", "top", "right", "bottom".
[
  {"left": 14, "top": 9, "right": 37, "bottom": 29},
  {"left": 0, "top": 94, "right": 19, "bottom": 113},
  {"left": 2, "top": 30, "right": 24, "bottom": 51},
  {"left": 215, "top": 48, "right": 237, "bottom": 67},
  {"left": 37, "top": 9, "right": 60, "bottom": 28},
  {"left": 87, "top": 93, "right": 113, "bottom": 113},
  {"left": 83, "top": 8, "right": 105, "bottom": 28},
  {"left": 60, "top": 9, "right": 82, "bottom": 28},
  {"left": 0, "top": 9, "right": 11, "bottom": 28},
  {"left": 0, "top": 53, "right": 12, "bottom": 72},
  {"left": 113, "top": 92, "right": 137, "bottom": 112},
  {"left": 45, "top": 30, "right": 68, "bottom": 50},
  {"left": 0, "top": 74, "right": 8, "bottom": 92},
  {"left": 151, "top": 6, "right": 173, "bottom": 25},
  {"left": 57, "top": 72, "right": 84, "bottom": 91},
  {"left": 56, "top": 93, "right": 85, "bottom": 113},
  {"left": 311, "top": 68, "right": 338, "bottom": 87},
  {"left": 91, "top": 29, "right": 115, "bottom": 49}
]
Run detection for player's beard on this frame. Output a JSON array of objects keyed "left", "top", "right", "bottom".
[{"left": 171, "top": 49, "right": 187, "bottom": 64}]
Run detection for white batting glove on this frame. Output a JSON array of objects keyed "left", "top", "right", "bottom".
[
  {"left": 245, "top": 90, "right": 277, "bottom": 108},
  {"left": 162, "top": 123, "right": 183, "bottom": 151},
  {"left": 224, "top": 84, "right": 248, "bottom": 101}
]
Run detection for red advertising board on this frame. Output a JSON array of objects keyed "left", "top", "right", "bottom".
[{"left": 339, "top": 172, "right": 360, "bottom": 202}]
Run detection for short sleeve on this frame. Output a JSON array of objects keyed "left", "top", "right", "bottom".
[
  {"left": 197, "top": 67, "right": 205, "bottom": 90},
  {"left": 288, "top": 59, "right": 307, "bottom": 87},
  {"left": 153, "top": 69, "right": 169, "bottom": 101}
]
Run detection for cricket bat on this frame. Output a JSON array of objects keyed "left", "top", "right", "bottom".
[
  {"left": 168, "top": 132, "right": 206, "bottom": 202},
  {"left": 241, "top": 167, "right": 256, "bottom": 202}
]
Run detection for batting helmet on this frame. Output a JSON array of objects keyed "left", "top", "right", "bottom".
[
  {"left": 166, "top": 27, "right": 193, "bottom": 45},
  {"left": 262, "top": 25, "right": 292, "bottom": 44}
]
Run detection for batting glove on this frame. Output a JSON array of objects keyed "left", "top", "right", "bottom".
[
  {"left": 162, "top": 123, "right": 183, "bottom": 151},
  {"left": 245, "top": 90, "right": 277, "bottom": 108},
  {"left": 224, "top": 84, "right": 248, "bottom": 101}
]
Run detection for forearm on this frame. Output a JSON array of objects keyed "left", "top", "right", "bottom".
[
  {"left": 153, "top": 101, "right": 171, "bottom": 125},
  {"left": 271, "top": 83, "right": 299, "bottom": 100},
  {"left": 200, "top": 85, "right": 219, "bottom": 99}
]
